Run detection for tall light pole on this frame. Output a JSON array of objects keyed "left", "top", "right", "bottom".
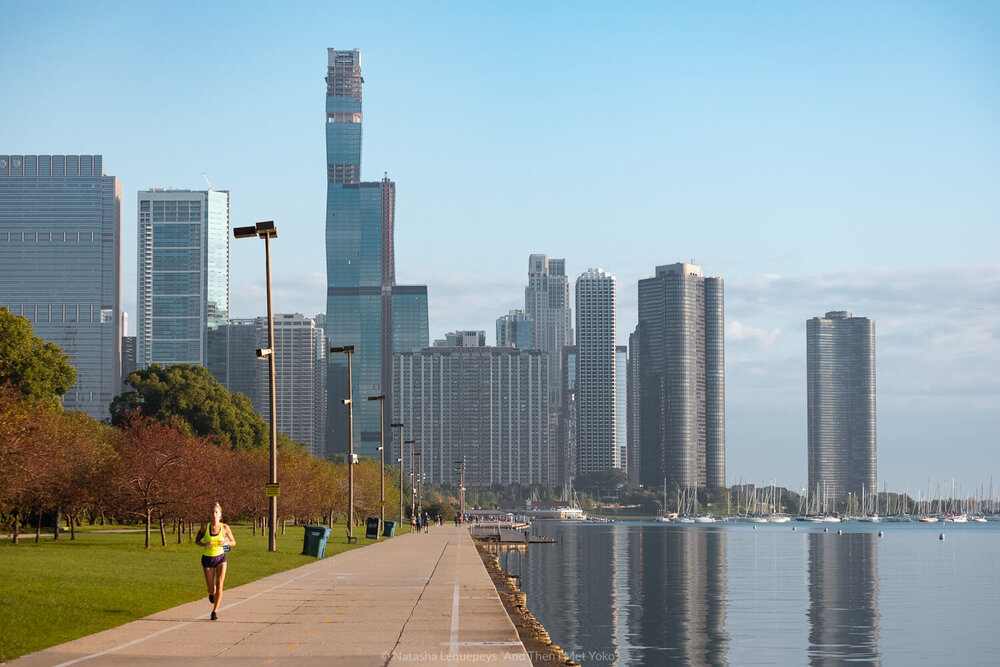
[
  {"left": 233, "top": 221, "right": 279, "bottom": 552},
  {"left": 331, "top": 345, "right": 355, "bottom": 540},
  {"left": 454, "top": 457, "right": 466, "bottom": 519},
  {"left": 368, "top": 395, "right": 386, "bottom": 529},
  {"left": 405, "top": 439, "right": 416, "bottom": 519},
  {"left": 391, "top": 422, "right": 404, "bottom": 523},
  {"left": 413, "top": 449, "right": 423, "bottom": 515}
]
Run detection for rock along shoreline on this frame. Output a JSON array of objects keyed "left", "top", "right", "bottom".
[{"left": 474, "top": 540, "right": 578, "bottom": 666}]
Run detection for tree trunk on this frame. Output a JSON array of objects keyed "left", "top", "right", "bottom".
[
  {"left": 158, "top": 515, "right": 167, "bottom": 547},
  {"left": 177, "top": 518, "right": 183, "bottom": 544},
  {"left": 145, "top": 508, "right": 152, "bottom": 549},
  {"left": 36, "top": 509, "right": 42, "bottom": 542},
  {"left": 12, "top": 516, "right": 19, "bottom": 545},
  {"left": 54, "top": 509, "right": 60, "bottom": 541},
  {"left": 252, "top": 515, "right": 257, "bottom": 536},
  {"left": 281, "top": 519, "right": 286, "bottom": 536},
  {"left": 70, "top": 511, "right": 76, "bottom": 540}
]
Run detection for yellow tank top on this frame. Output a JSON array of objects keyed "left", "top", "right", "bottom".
[{"left": 202, "top": 525, "right": 226, "bottom": 557}]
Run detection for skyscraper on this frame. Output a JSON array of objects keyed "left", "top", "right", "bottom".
[
  {"left": 394, "top": 343, "right": 550, "bottom": 488},
  {"left": 635, "top": 262, "right": 725, "bottom": 491},
  {"left": 616, "top": 345, "right": 629, "bottom": 477},
  {"left": 0, "top": 155, "right": 122, "bottom": 419},
  {"left": 525, "top": 255, "right": 572, "bottom": 404},
  {"left": 227, "top": 315, "right": 328, "bottom": 456},
  {"left": 136, "top": 189, "right": 230, "bottom": 385},
  {"left": 575, "top": 268, "right": 617, "bottom": 475},
  {"left": 806, "top": 310, "right": 876, "bottom": 507},
  {"left": 325, "top": 48, "right": 429, "bottom": 459}
]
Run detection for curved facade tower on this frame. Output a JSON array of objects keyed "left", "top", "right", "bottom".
[
  {"left": 806, "top": 311, "right": 876, "bottom": 508},
  {"left": 636, "top": 262, "right": 725, "bottom": 490}
]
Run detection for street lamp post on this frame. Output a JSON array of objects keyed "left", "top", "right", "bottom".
[
  {"left": 233, "top": 220, "right": 279, "bottom": 552},
  {"left": 413, "top": 450, "right": 423, "bottom": 515},
  {"left": 405, "top": 439, "right": 416, "bottom": 519},
  {"left": 368, "top": 395, "right": 386, "bottom": 530},
  {"left": 454, "top": 457, "right": 466, "bottom": 519},
  {"left": 331, "top": 345, "right": 355, "bottom": 540},
  {"left": 390, "top": 422, "right": 404, "bottom": 523}
]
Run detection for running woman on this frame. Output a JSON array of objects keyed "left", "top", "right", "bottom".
[{"left": 195, "top": 502, "right": 236, "bottom": 620}]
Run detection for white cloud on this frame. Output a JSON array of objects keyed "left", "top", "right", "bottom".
[{"left": 727, "top": 321, "right": 781, "bottom": 348}]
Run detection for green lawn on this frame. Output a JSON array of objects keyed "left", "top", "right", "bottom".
[{"left": 0, "top": 521, "right": 405, "bottom": 661}]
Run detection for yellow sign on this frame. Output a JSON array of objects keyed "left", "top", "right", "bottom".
[{"left": 265, "top": 483, "right": 280, "bottom": 497}]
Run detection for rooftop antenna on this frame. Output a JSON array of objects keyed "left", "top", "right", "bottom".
[{"left": 202, "top": 173, "right": 213, "bottom": 191}]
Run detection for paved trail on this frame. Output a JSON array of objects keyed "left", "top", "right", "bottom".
[{"left": 13, "top": 525, "right": 529, "bottom": 666}]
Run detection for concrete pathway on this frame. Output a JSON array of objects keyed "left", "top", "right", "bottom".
[{"left": 13, "top": 525, "right": 530, "bottom": 666}]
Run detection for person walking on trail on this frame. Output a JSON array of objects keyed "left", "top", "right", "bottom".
[
  {"left": 196, "top": 502, "right": 236, "bottom": 621},
  {"left": 410, "top": 513, "right": 417, "bottom": 534}
]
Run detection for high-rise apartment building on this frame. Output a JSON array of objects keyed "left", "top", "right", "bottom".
[
  {"left": 226, "top": 317, "right": 265, "bottom": 410},
  {"left": 626, "top": 328, "right": 641, "bottom": 489},
  {"left": 635, "top": 262, "right": 725, "bottom": 490},
  {"left": 806, "top": 311, "right": 876, "bottom": 506},
  {"left": 0, "top": 155, "right": 122, "bottom": 419},
  {"left": 525, "top": 255, "right": 572, "bottom": 403},
  {"left": 325, "top": 48, "right": 429, "bottom": 460},
  {"left": 616, "top": 345, "right": 628, "bottom": 476},
  {"left": 394, "top": 344, "right": 550, "bottom": 488},
  {"left": 575, "top": 268, "right": 617, "bottom": 475},
  {"left": 136, "top": 189, "right": 230, "bottom": 385},
  {"left": 226, "top": 315, "right": 328, "bottom": 456},
  {"left": 496, "top": 309, "right": 532, "bottom": 348}
]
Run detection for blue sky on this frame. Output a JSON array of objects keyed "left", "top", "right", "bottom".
[{"left": 3, "top": 1, "right": 998, "bottom": 494}]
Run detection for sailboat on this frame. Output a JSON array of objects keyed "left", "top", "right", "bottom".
[{"left": 655, "top": 479, "right": 672, "bottom": 522}]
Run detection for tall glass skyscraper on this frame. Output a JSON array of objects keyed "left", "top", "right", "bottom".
[
  {"left": 325, "top": 48, "right": 428, "bottom": 459},
  {"left": 806, "top": 311, "right": 876, "bottom": 507},
  {"left": 575, "top": 268, "right": 618, "bottom": 475},
  {"left": 0, "top": 155, "right": 122, "bottom": 419},
  {"left": 136, "top": 189, "right": 230, "bottom": 385},
  {"left": 635, "top": 262, "right": 725, "bottom": 490}
]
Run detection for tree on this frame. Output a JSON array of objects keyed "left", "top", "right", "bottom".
[
  {"left": 112, "top": 416, "right": 201, "bottom": 548},
  {"left": 110, "top": 364, "right": 268, "bottom": 451},
  {"left": 0, "top": 308, "right": 75, "bottom": 402},
  {"left": 0, "top": 387, "right": 59, "bottom": 543}
]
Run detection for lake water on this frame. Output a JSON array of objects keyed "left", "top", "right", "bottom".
[{"left": 513, "top": 521, "right": 1000, "bottom": 666}]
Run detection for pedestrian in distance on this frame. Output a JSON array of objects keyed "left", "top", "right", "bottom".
[
  {"left": 196, "top": 502, "right": 236, "bottom": 621},
  {"left": 410, "top": 513, "right": 417, "bottom": 534}
]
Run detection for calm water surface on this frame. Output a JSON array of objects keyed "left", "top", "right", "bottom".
[{"left": 513, "top": 521, "right": 1000, "bottom": 666}]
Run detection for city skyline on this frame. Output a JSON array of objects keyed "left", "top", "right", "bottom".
[{"left": 2, "top": 2, "right": 998, "bottom": 490}]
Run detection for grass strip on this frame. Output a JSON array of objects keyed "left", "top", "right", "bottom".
[{"left": 0, "top": 521, "right": 406, "bottom": 661}]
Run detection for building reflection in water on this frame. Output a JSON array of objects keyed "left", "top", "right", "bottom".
[
  {"left": 807, "top": 532, "right": 880, "bottom": 664},
  {"left": 522, "top": 524, "right": 728, "bottom": 666}
]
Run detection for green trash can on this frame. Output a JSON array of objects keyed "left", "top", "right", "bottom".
[
  {"left": 382, "top": 520, "right": 396, "bottom": 537},
  {"left": 365, "top": 517, "right": 381, "bottom": 540},
  {"left": 302, "top": 525, "right": 331, "bottom": 558}
]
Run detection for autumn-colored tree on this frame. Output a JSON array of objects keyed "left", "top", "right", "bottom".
[
  {"left": 226, "top": 447, "right": 268, "bottom": 535},
  {"left": 112, "top": 416, "right": 203, "bottom": 548},
  {"left": 47, "top": 412, "right": 115, "bottom": 540},
  {"left": 0, "top": 388, "right": 59, "bottom": 543}
]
